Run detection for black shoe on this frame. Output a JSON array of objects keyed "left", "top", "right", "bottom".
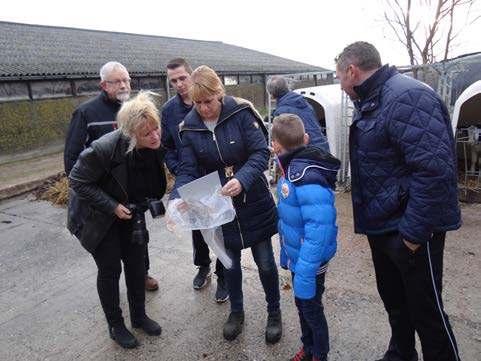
[
  {"left": 132, "top": 316, "right": 162, "bottom": 336},
  {"left": 109, "top": 323, "right": 139, "bottom": 349},
  {"left": 193, "top": 266, "right": 211, "bottom": 289},
  {"left": 215, "top": 277, "right": 229, "bottom": 303},
  {"left": 223, "top": 311, "right": 244, "bottom": 341},
  {"left": 375, "top": 352, "right": 418, "bottom": 361},
  {"left": 265, "top": 310, "right": 282, "bottom": 344}
]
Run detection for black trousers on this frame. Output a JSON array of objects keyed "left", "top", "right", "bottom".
[
  {"left": 293, "top": 272, "right": 329, "bottom": 360},
  {"left": 92, "top": 219, "right": 146, "bottom": 327},
  {"left": 368, "top": 231, "right": 460, "bottom": 361},
  {"left": 144, "top": 245, "right": 150, "bottom": 274},
  {"left": 192, "top": 229, "right": 224, "bottom": 278}
]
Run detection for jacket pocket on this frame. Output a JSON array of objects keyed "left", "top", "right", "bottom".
[
  {"left": 355, "top": 119, "right": 376, "bottom": 133},
  {"left": 81, "top": 208, "right": 114, "bottom": 253}
]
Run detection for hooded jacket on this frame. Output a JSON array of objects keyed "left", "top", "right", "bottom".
[
  {"left": 172, "top": 96, "right": 277, "bottom": 250},
  {"left": 276, "top": 146, "right": 339, "bottom": 299}
]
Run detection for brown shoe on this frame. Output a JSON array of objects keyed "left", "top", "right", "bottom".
[{"left": 145, "top": 275, "right": 159, "bottom": 291}]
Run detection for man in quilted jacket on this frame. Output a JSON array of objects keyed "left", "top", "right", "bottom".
[{"left": 335, "top": 42, "right": 462, "bottom": 361}]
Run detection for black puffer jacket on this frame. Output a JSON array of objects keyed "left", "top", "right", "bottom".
[{"left": 68, "top": 130, "right": 166, "bottom": 253}]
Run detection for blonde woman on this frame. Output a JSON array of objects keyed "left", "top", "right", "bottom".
[
  {"left": 171, "top": 66, "right": 282, "bottom": 343},
  {"left": 68, "top": 92, "right": 166, "bottom": 348}
]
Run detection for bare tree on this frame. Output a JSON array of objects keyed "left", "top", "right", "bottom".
[{"left": 384, "top": 0, "right": 480, "bottom": 70}]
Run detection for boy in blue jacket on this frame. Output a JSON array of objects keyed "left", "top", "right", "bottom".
[{"left": 272, "top": 114, "right": 340, "bottom": 361}]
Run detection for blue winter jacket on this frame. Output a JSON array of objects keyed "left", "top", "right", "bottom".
[
  {"left": 161, "top": 94, "right": 193, "bottom": 176},
  {"left": 274, "top": 91, "right": 330, "bottom": 152},
  {"left": 277, "top": 146, "right": 339, "bottom": 299},
  {"left": 350, "top": 65, "right": 461, "bottom": 244},
  {"left": 172, "top": 96, "right": 277, "bottom": 250}
]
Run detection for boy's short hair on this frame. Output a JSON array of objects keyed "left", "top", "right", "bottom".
[{"left": 272, "top": 114, "right": 305, "bottom": 150}]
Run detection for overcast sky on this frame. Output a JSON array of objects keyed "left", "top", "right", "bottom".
[{"left": 2, "top": 0, "right": 481, "bottom": 70}]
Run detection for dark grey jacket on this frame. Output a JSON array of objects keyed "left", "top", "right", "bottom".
[
  {"left": 64, "top": 92, "right": 121, "bottom": 176},
  {"left": 67, "top": 130, "right": 166, "bottom": 253}
]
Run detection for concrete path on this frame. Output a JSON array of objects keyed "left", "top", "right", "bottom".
[
  {"left": 0, "top": 152, "right": 63, "bottom": 200},
  {"left": 0, "top": 193, "right": 480, "bottom": 360}
]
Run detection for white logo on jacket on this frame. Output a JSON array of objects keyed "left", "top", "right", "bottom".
[{"left": 281, "top": 182, "right": 289, "bottom": 198}]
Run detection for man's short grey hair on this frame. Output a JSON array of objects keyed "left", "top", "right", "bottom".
[
  {"left": 99, "top": 61, "right": 128, "bottom": 81},
  {"left": 335, "top": 41, "right": 382, "bottom": 72},
  {"left": 266, "top": 75, "right": 290, "bottom": 99}
]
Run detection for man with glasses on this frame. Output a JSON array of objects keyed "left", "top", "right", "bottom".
[
  {"left": 64, "top": 61, "right": 159, "bottom": 292},
  {"left": 161, "top": 58, "right": 228, "bottom": 303}
]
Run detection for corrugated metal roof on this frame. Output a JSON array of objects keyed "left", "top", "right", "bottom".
[{"left": 0, "top": 21, "right": 326, "bottom": 80}]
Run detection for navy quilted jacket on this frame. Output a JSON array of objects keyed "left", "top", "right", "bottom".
[
  {"left": 350, "top": 65, "right": 461, "bottom": 244},
  {"left": 274, "top": 91, "right": 330, "bottom": 152},
  {"left": 161, "top": 94, "right": 193, "bottom": 176},
  {"left": 172, "top": 96, "right": 278, "bottom": 250}
]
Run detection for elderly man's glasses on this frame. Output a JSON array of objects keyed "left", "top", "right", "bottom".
[{"left": 105, "top": 78, "right": 131, "bottom": 86}]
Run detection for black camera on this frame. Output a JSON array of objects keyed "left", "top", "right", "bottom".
[
  {"left": 127, "top": 198, "right": 165, "bottom": 245},
  {"left": 146, "top": 198, "right": 166, "bottom": 218}
]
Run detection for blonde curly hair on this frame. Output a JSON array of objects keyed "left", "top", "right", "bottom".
[{"left": 116, "top": 91, "right": 160, "bottom": 152}]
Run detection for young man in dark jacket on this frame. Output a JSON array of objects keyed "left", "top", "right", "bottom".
[
  {"left": 161, "top": 58, "right": 228, "bottom": 302},
  {"left": 64, "top": 61, "right": 159, "bottom": 292},
  {"left": 335, "top": 42, "right": 461, "bottom": 361}
]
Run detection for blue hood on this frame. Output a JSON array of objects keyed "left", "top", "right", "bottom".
[{"left": 278, "top": 146, "right": 340, "bottom": 190}]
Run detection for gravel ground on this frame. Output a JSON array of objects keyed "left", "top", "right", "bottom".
[{"left": 0, "top": 192, "right": 479, "bottom": 360}]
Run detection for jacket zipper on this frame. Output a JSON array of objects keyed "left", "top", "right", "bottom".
[
  {"left": 115, "top": 177, "right": 128, "bottom": 203},
  {"left": 183, "top": 124, "right": 246, "bottom": 249},
  {"left": 212, "top": 127, "right": 246, "bottom": 249}
]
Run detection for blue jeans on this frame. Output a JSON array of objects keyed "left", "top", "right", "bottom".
[
  {"left": 293, "top": 272, "right": 329, "bottom": 361},
  {"left": 225, "top": 239, "right": 280, "bottom": 313}
]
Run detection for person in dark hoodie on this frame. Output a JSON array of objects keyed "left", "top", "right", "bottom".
[
  {"left": 267, "top": 75, "right": 329, "bottom": 152},
  {"left": 272, "top": 113, "right": 339, "bottom": 361}
]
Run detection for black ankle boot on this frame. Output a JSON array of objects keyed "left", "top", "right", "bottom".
[
  {"left": 132, "top": 315, "right": 162, "bottom": 336},
  {"left": 265, "top": 310, "right": 282, "bottom": 344},
  {"left": 109, "top": 323, "right": 139, "bottom": 349},
  {"left": 223, "top": 311, "right": 245, "bottom": 341}
]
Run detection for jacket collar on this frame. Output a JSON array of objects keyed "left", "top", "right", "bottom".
[
  {"left": 278, "top": 146, "right": 340, "bottom": 189},
  {"left": 100, "top": 91, "right": 122, "bottom": 109},
  {"left": 109, "top": 131, "right": 130, "bottom": 165},
  {"left": 353, "top": 65, "right": 397, "bottom": 111},
  {"left": 277, "top": 91, "right": 306, "bottom": 109},
  {"left": 276, "top": 89, "right": 289, "bottom": 101},
  {"left": 277, "top": 146, "right": 306, "bottom": 172},
  {"left": 174, "top": 93, "right": 193, "bottom": 110},
  {"left": 181, "top": 95, "right": 266, "bottom": 134}
]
